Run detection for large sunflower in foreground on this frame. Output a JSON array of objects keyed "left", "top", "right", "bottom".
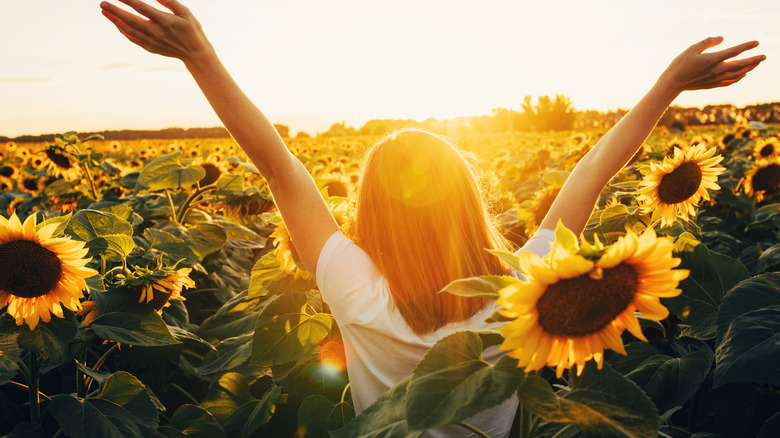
[
  {"left": 637, "top": 144, "right": 725, "bottom": 227},
  {"left": 497, "top": 223, "right": 688, "bottom": 377},
  {"left": 0, "top": 212, "right": 97, "bottom": 329},
  {"left": 742, "top": 156, "right": 780, "bottom": 202}
]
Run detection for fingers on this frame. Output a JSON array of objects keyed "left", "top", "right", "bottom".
[
  {"left": 711, "top": 40, "right": 760, "bottom": 62},
  {"left": 689, "top": 36, "right": 723, "bottom": 53},
  {"left": 115, "top": 0, "right": 169, "bottom": 22},
  {"left": 157, "top": 0, "right": 190, "bottom": 17},
  {"left": 100, "top": 2, "right": 153, "bottom": 32},
  {"left": 717, "top": 54, "right": 766, "bottom": 74}
]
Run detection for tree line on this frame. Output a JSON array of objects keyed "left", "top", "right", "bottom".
[{"left": 4, "top": 98, "right": 779, "bottom": 143}]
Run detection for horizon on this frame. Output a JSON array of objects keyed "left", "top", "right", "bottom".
[
  {"left": 2, "top": 0, "right": 778, "bottom": 138},
  {"left": 3, "top": 99, "right": 778, "bottom": 140}
]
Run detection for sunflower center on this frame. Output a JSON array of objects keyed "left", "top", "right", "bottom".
[
  {"left": 759, "top": 144, "right": 774, "bottom": 157},
  {"left": 45, "top": 149, "right": 73, "bottom": 169},
  {"left": 657, "top": 161, "right": 703, "bottom": 204},
  {"left": 0, "top": 240, "right": 63, "bottom": 298},
  {"left": 752, "top": 163, "right": 780, "bottom": 193},
  {"left": 536, "top": 264, "right": 638, "bottom": 337},
  {"left": 0, "top": 166, "right": 14, "bottom": 177}
]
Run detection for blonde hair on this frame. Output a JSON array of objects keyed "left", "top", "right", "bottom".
[{"left": 352, "top": 129, "right": 511, "bottom": 335}]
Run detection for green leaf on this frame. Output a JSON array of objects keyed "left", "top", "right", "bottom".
[
  {"left": 160, "top": 404, "right": 226, "bottom": 438},
  {"left": 216, "top": 174, "right": 244, "bottom": 193},
  {"left": 91, "top": 311, "right": 180, "bottom": 347},
  {"left": 297, "top": 395, "right": 355, "bottom": 438},
  {"left": 222, "top": 384, "right": 282, "bottom": 438},
  {"left": 0, "top": 333, "right": 20, "bottom": 386},
  {"left": 144, "top": 228, "right": 199, "bottom": 266},
  {"left": 4, "top": 422, "right": 44, "bottom": 438},
  {"left": 542, "top": 170, "right": 570, "bottom": 188},
  {"left": 85, "top": 234, "right": 137, "bottom": 262},
  {"left": 440, "top": 275, "right": 519, "bottom": 299},
  {"left": 66, "top": 209, "right": 135, "bottom": 261},
  {"left": 405, "top": 331, "right": 523, "bottom": 430},
  {"left": 49, "top": 372, "right": 160, "bottom": 438},
  {"left": 330, "top": 376, "right": 423, "bottom": 438},
  {"left": 716, "top": 273, "right": 780, "bottom": 345},
  {"left": 713, "top": 306, "right": 780, "bottom": 388},
  {"left": 197, "top": 333, "right": 253, "bottom": 376},
  {"left": 517, "top": 362, "right": 659, "bottom": 438},
  {"left": 753, "top": 243, "right": 780, "bottom": 274},
  {"left": 185, "top": 223, "right": 227, "bottom": 259},
  {"left": 6, "top": 309, "right": 78, "bottom": 363},
  {"left": 251, "top": 293, "right": 333, "bottom": 366},
  {"left": 137, "top": 152, "right": 206, "bottom": 191},
  {"left": 485, "top": 249, "right": 522, "bottom": 272},
  {"left": 625, "top": 350, "right": 713, "bottom": 413},
  {"left": 98, "top": 372, "right": 161, "bottom": 432},
  {"left": 200, "top": 372, "right": 255, "bottom": 422},
  {"left": 248, "top": 255, "right": 317, "bottom": 298},
  {"left": 664, "top": 244, "right": 750, "bottom": 337},
  {"left": 36, "top": 212, "right": 72, "bottom": 237}
]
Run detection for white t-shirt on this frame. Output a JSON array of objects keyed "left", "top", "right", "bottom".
[{"left": 316, "top": 228, "right": 555, "bottom": 438}]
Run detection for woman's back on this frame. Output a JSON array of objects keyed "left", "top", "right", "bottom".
[{"left": 316, "top": 229, "right": 555, "bottom": 436}]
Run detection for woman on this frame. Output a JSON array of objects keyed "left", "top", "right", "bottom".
[{"left": 99, "top": 1, "right": 763, "bottom": 436}]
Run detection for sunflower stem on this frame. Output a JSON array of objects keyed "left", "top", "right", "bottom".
[
  {"left": 84, "top": 343, "right": 120, "bottom": 392},
  {"left": 166, "top": 383, "right": 199, "bottom": 405},
  {"left": 7, "top": 381, "right": 51, "bottom": 401},
  {"left": 165, "top": 189, "right": 179, "bottom": 224},
  {"left": 177, "top": 185, "right": 217, "bottom": 225},
  {"left": 340, "top": 383, "right": 350, "bottom": 404},
  {"left": 81, "top": 159, "right": 100, "bottom": 200},
  {"left": 454, "top": 421, "right": 491, "bottom": 438},
  {"left": 99, "top": 255, "right": 106, "bottom": 278},
  {"left": 520, "top": 404, "right": 533, "bottom": 438},
  {"left": 527, "top": 416, "right": 542, "bottom": 438},
  {"left": 29, "top": 350, "right": 40, "bottom": 423}
]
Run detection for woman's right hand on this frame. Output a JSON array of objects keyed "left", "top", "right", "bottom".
[{"left": 100, "top": 0, "right": 214, "bottom": 63}]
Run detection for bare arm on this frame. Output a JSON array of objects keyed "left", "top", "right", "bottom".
[
  {"left": 100, "top": 0, "right": 338, "bottom": 274},
  {"left": 539, "top": 36, "right": 765, "bottom": 235}
]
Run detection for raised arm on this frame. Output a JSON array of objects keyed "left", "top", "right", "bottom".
[
  {"left": 539, "top": 36, "right": 765, "bottom": 235},
  {"left": 100, "top": 0, "right": 338, "bottom": 274}
]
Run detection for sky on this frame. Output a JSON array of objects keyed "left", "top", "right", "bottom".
[{"left": 1, "top": 0, "right": 778, "bottom": 137}]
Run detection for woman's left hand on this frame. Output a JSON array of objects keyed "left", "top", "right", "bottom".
[{"left": 100, "top": 0, "right": 215, "bottom": 63}]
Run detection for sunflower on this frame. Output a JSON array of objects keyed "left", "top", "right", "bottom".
[
  {"left": 316, "top": 173, "right": 352, "bottom": 198},
  {"left": 637, "top": 144, "right": 725, "bottom": 227},
  {"left": 0, "top": 212, "right": 98, "bottom": 329},
  {"left": 662, "top": 137, "right": 687, "bottom": 156},
  {"left": 742, "top": 156, "right": 780, "bottom": 202},
  {"left": 522, "top": 185, "right": 561, "bottom": 236},
  {"left": 192, "top": 154, "right": 229, "bottom": 186},
  {"left": 138, "top": 267, "right": 195, "bottom": 311},
  {"left": 753, "top": 138, "right": 779, "bottom": 160},
  {"left": 270, "top": 197, "right": 354, "bottom": 279},
  {"left": 498, "top": 223, "right": 687, "bottom": 377},
  {"left": 43, "top": 147, "right": 80, "bottom": 181}
]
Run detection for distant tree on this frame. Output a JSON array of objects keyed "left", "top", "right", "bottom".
[
  {"left": 295, "top": 131, "right": 311, "bottom": 138},
  {"left": 320, "top": 121, "right": 356, "bottom": 137},
  {"left": 521, "top": 94, "right": 576, "bottom": 131},
  {"left": 273, "top": 124, "right": 290, "bottom": 138}
]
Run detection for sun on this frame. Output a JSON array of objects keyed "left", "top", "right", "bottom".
[
  {"left": 0, "top": 212, "right": 97, "bottom": 329},
  {"left": 497, "top": 223, "right": 688, "bottom": 377}
]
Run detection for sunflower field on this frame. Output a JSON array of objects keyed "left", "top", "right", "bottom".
[{"left": 0, "top": 122, "right": 779, "bottom": 438}]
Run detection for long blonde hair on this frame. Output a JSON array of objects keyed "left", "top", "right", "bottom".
[{"left": 352, "top": 129, "right": 511, "bottom": 335}]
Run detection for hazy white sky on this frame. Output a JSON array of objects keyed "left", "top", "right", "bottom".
[{"left": 1, "top": 0, "right": 778, "bottom": 137}]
